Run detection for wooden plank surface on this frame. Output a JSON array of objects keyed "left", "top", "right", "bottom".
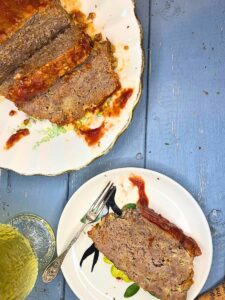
[
  {"left": 147, "top": 0, "right": 225, "bottom": 293},
  {"left": 1, "top": 0, "right": 225, "bottom": 299}
]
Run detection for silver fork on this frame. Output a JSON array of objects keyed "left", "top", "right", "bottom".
[{"left": 42, "top": 182, "right": 115, "bottom": 283}]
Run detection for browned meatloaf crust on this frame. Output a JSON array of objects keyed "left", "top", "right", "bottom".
[
  {"left": 16, "top": 41, "right": 120, "bottom": 125},
  {"left": 0, "top": 26, "right": 92, "bottom": 103},
  {"left": 88, "top": 209, "right": 202, "bottom": 300},
  {"left": 0, "top": 0, "right": 51, "bottom": 42},
  {"left": 0, "top": 0, "right": 72, "bottom": 83}
]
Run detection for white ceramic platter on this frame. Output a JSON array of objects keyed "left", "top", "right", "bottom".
[
  {"left": 0, "top": 0, "right": 143, "bottom": 175},
  {"left": 57, "top": 168, "right": 213, "bottom": 300}
]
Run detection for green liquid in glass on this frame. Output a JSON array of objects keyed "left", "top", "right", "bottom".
[{"left": 0, "top": 224, "right": 38, "bottom": 300}]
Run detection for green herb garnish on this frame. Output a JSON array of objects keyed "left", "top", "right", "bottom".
[
  {"left": 124, "top": 283, "right": 140, "bottom": 298},
  {"left": 122, "top": 203, "right": 137, "bottom": 210}
]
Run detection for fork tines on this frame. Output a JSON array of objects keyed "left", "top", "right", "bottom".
[{"left": 87, "top": 181, "right": 116, "bottom": 222}]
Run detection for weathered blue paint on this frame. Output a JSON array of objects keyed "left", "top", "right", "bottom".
[
  {"left": 0, "top": 0, "right": 224, "bottom": 299},
  {"left": 147, "top": 0, "right": 225, "bottom": 293}
]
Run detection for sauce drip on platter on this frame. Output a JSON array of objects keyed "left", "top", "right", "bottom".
[
  {"left": 5, "top": 128, "right": 30, "bottom": 150},
  {"left": 79, "top": 88, "right": 133, "bottom": 147},
  {"left": 129, "top": 175, "right": 149, "bottom": 207},
  {"left": 104, "top": 88, "right": 133, "bottom": 118},
  {"left": 79, "top": 123, "right": 105, "bottom": 146},
  {"left": 9, "top": 110, "right": 17, "bottom": 116}
]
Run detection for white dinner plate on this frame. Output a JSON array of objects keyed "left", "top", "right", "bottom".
[
  {"left": 0, "top": 0, "right": 143, "bottom": 175},
  {"left": 57, "top": 168, "right": 213, "bottom": 300}
]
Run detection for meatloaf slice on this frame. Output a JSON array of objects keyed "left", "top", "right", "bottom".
[
  {"left": 17, "top": 41, "right": 120, "bottom": 125},
  {"left": 0, "top": 26, "right": 92, "bottom": 103},
  {"left": 0, "top": 0, "right": 71, "bottom": 83},
  {"left": 0, "top": 0, "right": 51, "bottom": 43},
  {"left": 88, "top": 209, "right": 202, "bottom": 300}
]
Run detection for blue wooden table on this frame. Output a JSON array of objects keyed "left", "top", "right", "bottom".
[{"left": 1, "top": 0, "right": 225, "bottom": 299}]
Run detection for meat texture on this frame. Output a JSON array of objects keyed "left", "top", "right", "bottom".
[
  {"left": 0, "top": 0, "right": 120, "bottom": 126},
  {"left": 88, "top": 209, "right": 202, "bottom": 300},
  {"left": 0, "top": 26, "right": 92, "bottom": 103},
  {"left": 16, "top": 41, "right": 120, "bottom": 125},
  {"left": 0, "top": 0, "right": 72, "bottom": 82}
]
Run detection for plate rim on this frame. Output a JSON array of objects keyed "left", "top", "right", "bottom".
[
  {"left": 0, "top": 0, "right": 145, "bottom": 176},
  {"left": 57, "top": 167, "right": 213, "bottom": 300}
]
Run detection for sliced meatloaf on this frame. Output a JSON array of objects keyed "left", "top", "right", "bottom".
[
  {"left": 0, "top": 26, "right": 92, "bottom": 103},
  {"left": 16, "top": 41, "right": 120, "bottom": 125},
  {"left": 0, "top": 0, "right": 51, "bottom": 43},
  {"left": 88, "top": 208, "right": 202, "bottom": 300},
  {"left": 0, "top": 0, "right": 72, "bottom": 83}
]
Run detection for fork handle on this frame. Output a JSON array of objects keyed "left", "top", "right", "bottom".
[{"left": 42, "top": 223, "right": 87, "bottom": 283}]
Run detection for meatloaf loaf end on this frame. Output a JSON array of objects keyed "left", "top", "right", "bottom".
[
  {"left": 88, "top": 209, "right": 202, "bottom": 300},
  {"left": 17, "top": 41, "right": 120, "bottom": 125},
  {"left": 0, "top": 0, "right": 54, "bottom": 43},
  {"left": 0, "top": 0, "right": 72, "bottom": 83},
  {"left": 0, "top": 26, "right": 92, "bottom": 103}
]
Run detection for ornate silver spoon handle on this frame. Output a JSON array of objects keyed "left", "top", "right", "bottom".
[{"left": 42, "top": 223, "right": 87, "bottom": 283}]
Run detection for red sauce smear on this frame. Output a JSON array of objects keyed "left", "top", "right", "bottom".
[
  {"left": 79, "top": 89, "right": 132, "bottom": 146},
  {"left": 140, "top": 207, "right": 202, "bottom": 257},
  {"left": 0, "top": 0, "right": 49, "bottom": 43},
  {"left": 129, "top": 175, "right": 201, "bottom": 257},
  {"left": 129, "top": 175, "right": 149, "bottom": 207},
  {"left": 104, "top": 88, "right": 133, "bottom": 117},
  {"left": 80, "top": 123, "right": 105, "bottom": 146},
  {"left": 7, "top": 37, "right": 92, "bottom": 103},
  {"left": 9, "top": 110, "right": 17, "bottom": 116},
  {"left": 5, "top": 128, "right": 30, "bottom": 150}
]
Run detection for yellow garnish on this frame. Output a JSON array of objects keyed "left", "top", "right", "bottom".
[
  {"left": 111, "top": 265, "right": 132, "bottom": 283},
  {"left": 103, "top": 256, "right": 113, "bottom": 264},
  {"left": 103, "top": 256, "right": 132, "bottom": 283}
]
